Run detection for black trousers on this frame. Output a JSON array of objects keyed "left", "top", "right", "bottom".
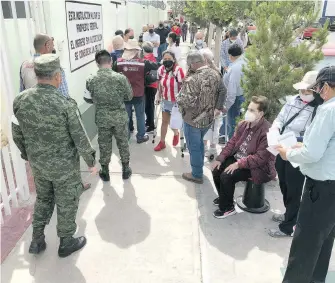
[
  {"left": 212, "top": 156, "right": 251, "bottom": 211},
  {"left": 182, "top": 32, "right": 187, "bottom": 42},
  {"left": 145, "top": 87, "right": 156, "bottom": 129},
  {"left": 283, "top": 177, "right": 335, "bottom": 283},
  {"left": 275, "top": 156, "right": 305, "bottom": 234}
]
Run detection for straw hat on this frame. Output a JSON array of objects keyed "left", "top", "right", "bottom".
[{"left": 124, "top": 40, "right": 141, "bottom": 51}]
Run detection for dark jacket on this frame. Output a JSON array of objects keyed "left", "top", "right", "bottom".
[
  {"left": 217, "top": 118, "right": 276, "bottom": 184},
  {"left": 154, "top": 27, "right": 170, "bottom": 44},
  {"left": 143, "top": 53, "right": 158, "bottom": 88},
  {"left": 110, "top": 49, "right": 124, "bottom": 64}
]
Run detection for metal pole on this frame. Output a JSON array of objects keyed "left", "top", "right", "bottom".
[{"left": 24, "top": 0, "right": 34, "bottom": 56}]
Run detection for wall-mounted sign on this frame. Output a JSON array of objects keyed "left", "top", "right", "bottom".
[{"left": 65, "top": 1, "right": 103, "bottom": 72}]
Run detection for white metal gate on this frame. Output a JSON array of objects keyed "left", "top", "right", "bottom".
[{"left": 0, "top": 1, "right": 47, "bottom": 224}]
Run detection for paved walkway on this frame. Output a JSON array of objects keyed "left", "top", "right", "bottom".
[{"left": 2, "top": 41, "right": 335, "bottom": 283}]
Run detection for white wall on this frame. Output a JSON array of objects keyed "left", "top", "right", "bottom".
[{"left": 2, "top": 0, "right": 167, "bottom": 113}]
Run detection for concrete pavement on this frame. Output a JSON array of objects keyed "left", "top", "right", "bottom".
[{"left": 2, "top": 41, "right": 335, "bottom": 283}]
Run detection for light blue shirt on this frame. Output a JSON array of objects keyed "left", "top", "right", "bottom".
[
  {"left": 223, "top": 56, "right": 246, "bottom": 110},
  {"left": 287, "top": 96, "right": 335, "bottom": 181}
]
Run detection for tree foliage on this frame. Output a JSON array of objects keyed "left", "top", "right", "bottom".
[
  {"left": 167, "top": 0, "right": 187, "bottom": 19},
  {"left": 243, "top": 1, "right": 328, "bottom": 121},
  {"left": 184, "top": 1, "right": 252, "bottom": 27}
]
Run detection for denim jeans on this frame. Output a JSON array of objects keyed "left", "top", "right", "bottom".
[
  {"left": 125, "top": 97, "right": 146, "bottom": 140},
  {"left": 220, "top": 95, "right": 244, "bottom": 138},
  {"left": 183, "top": 122, "right": 209, "bottom": 179},
  {"left": 157, "top": 43, "right": 168, "bottom": 63}
]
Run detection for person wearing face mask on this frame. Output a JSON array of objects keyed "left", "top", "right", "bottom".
[
  {"left": 277, "top": 66, "right": 335, "bottom": 283},
  {"left": 220, "top": 28, "right": 244, "bottom": 74},
  {"left": 12, "top": 54, "right": 97, "bottom": 257},
  {"left": 115, "top": 40, "right": 150, "bottom": 144},
  {"left": 219, "top": 44, "right": 247, "bottom": 141},
  {"left": 268, "top": 71, "right": 319, "bottom": 238},
  {"left": 143, "top": 24, "right": 160, "bottom": 60},
  {"left": 211, "top": 96, "right": 276, "bottom": 218},
  {"left": 155, "top": 21, "right": 170, "bottom": 63},
  {"left": 154, "top": 51, "right": 185, "bottom": 151},
  {"left": 124, "top": 28, "right": 135, "bottom": 43},
  {"left": 167, "top": 32, "right": 182, "bottom": 63},
  {"left": 170, "top": 22, "right": 181, "bottom": 46},
  {"left": 191, "top": 31, "right": 207, "bottom": 51}
]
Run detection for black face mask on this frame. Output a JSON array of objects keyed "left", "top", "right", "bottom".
[
  {"left": 163, "top": 60, "right": 174, "bottom": 69},
  {"left": 159, "top": 24, "right": 163, "bottom": 28},
  {"left": 149, "top": 29, "right": 154, "bottom": 34},
  {"left": 52, "top": 49, "right": 56, "bottom": 54},
  {"left": 129, "top": 36, "right": 134, "bottom": 40},
  {"left": 312, "top": 91, "right": 324, "bottom": 106}
]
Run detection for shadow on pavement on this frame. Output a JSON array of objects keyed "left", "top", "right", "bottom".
[
  {"left": 95, "top": 181, "right": 151, "bottom": 249},
  {"left": 197, "top": 179, "right": 290, "bottom": 261}
]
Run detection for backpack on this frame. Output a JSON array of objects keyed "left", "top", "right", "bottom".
[{"left": 144, "top": 60, "right": 159, "bottom": 86}]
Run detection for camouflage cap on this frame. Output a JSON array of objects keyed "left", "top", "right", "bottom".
[{"left": 34, "top": 54, "right": 61, "bottom": 76}]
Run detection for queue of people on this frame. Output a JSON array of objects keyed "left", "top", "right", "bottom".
[{"left": 11, "top": 21, "right": 335, "bottom": 283}]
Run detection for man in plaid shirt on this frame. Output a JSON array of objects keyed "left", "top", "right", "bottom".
[
  {"left": 20, "top": 34, "right": 91, "bottom": 190},
  {"left": 220, "top": 29, "right": 244, "bottom": 73}
]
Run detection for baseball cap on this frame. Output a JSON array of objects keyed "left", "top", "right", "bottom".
[
  {"left": 293, "top": 71, "right": 318, "bottom": 90},
  {"left": 308, "top": 66, "right": 335, "bottom": 89}
]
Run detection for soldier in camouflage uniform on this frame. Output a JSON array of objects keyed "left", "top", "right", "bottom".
[
  {"left": 84, "top": 50, "right": 133, "bottom": 181},
  {"left": 12, "top": 54, "right": 96, "bottom": 257}
]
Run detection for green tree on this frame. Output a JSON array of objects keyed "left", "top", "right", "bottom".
[
  {"left": 167, "top": 0, "right": 187, "bottom": 20},
  {"left": 243, "top": 1, "right": 328, "bottom": 121},
  {"left": 184, "top": 1, "right": 252, "bottom": 64}
]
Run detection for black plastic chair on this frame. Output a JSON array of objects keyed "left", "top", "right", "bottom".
[{"left": 236, "top": 179, "right": 270, "bottom": 214}]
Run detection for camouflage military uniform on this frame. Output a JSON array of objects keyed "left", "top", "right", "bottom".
[
  {"left": 85, "top": 68, "right": 133, "bottom": 166},
  {"left": 12, "top": 54, "right": 96, "bottom": 239}
]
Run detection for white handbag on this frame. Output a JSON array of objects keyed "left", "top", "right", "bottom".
[{"left": 170, "top": 104, "right": 183, "bottom": 130}]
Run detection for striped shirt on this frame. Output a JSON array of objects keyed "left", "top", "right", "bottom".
[
  {"left": 220, "top": 38, "right": 244, "bottom": 69},
  {"left": 158, "top": 65, "right": 185, "bottom": 102}
]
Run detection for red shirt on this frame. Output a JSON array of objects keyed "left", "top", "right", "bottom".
[
  {"left": 158, "top": 65, "right": 184, "bottom": 102},
  {"left": 144, "top": 53, "right": 158, "bottom": 89},
  {"left": 171, "top": 26, "right": 182, "bottom": 36}
]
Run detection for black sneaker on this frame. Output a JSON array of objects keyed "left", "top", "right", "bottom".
[
  {"left": 122, "top": 163, "right": 132, "bottom": 179},
  {"left": 29, "top": 235, "right": 46, "bottom": 254},
  {"left": 218, "top": 136, "right": 226, "bottom": 145},
  {"left": 213, "top": 207, "right": 236, "bottom": 219},
  {"left": 137, "top": 135, "right": 149, "bottom": 144},
  {"left": 146, "top": 126, "right": 155, "bottom": 134},
  {"left": 213, "top": 197, "right": 219, "bottom": 206},
  {"left": 58, "top": 236, "right": 87, "bottom": 258},
  {"left": 99, "top": 165, "right": 110, "bottom": 182},
  {"left": 129, "top": 126, "right": 135, "bottom": 134}
]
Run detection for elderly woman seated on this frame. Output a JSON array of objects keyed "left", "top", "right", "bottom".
[{"left": 211, "top": 96, "right": 276, "bottom": 219}]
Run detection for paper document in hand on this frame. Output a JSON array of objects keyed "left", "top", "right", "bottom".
[
  {"left": 267, "top": 131, "right": 280, "bottom": 146},
  {"left": 267, "top": 146, "right": 279, "bottom": 156},
  {"left": 278, "top": 131, "right": 297, "bottom": 148}
]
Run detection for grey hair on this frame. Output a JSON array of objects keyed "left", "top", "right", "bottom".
[
  {"left": 33, "top": 34, "right": 51, "bottom": 52},
  {"left": 142, "top": 41, "right": 153, "bottom": 53},
  {"left": 35, "top": 68, "right": 61, "bottom": 80},
  {"left": 199, "top": 48, "right": 221, "bottom": 74},
  {"left": 186, "top": 51, "right": 205, "bottom": 65}
]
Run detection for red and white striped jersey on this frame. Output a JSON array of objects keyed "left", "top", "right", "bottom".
[{"left": 158, "top": 65, "right": 185, "bottom": 102}]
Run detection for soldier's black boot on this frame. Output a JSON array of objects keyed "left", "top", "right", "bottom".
[
  {"left": 99, "top": 165, "right": 110, "bottom": 182},
  {"left": 58, "top": 236, "right": 87, "bottom": 258},
  {"left": 122, "top": 162, "right": 132, "bottom": 180},
  {"left": 29, "top": 234, "right": 46, "bottom": 254}
]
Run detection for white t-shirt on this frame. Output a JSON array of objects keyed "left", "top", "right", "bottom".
[
  {"left": 167, "top": 44, "right": 181, "bottom": 63},
  {"left": 143, "top": 32, "right": 160, "bottom": 57}
]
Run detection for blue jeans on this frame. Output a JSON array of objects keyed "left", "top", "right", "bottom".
[
  {"left": 157, "top": 43, "right": 168, "bottom": 63},
  {"left": 220, "top": 95, "right": 244, "bottom": 138},
  {"left": 184, "top": 122, "right": 209, "bottom": 179},
  {"left": 125, "top": 97, "right": 146, "bottom": 140}
]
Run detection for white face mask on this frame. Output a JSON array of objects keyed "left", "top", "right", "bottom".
[
  {"left": 196, "top": 39, "right": 203, "bottom": 45},
  {"left": 230, "top": 39, "right": 236, "bottom": 44},
  {"left": 244, "top": 110, "right": 257, "bottom": 122},
  {"left": 299, "top": 91, "right": 314, "bottom": 103}
]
